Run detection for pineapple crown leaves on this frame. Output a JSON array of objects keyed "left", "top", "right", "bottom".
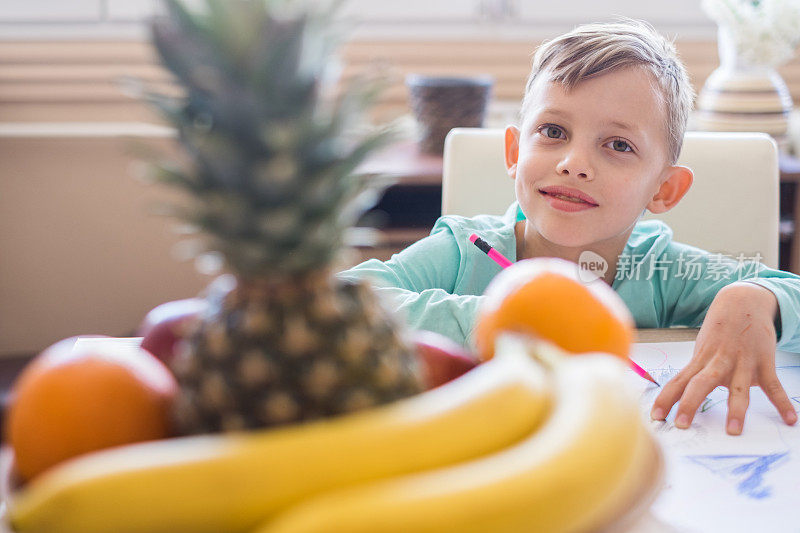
[{"left": 146, "top": 0, "right": 397, "bottom": 277}]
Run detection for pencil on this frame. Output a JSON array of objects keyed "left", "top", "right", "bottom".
[
  {"left": 629, "top": 360, "right": 660, "bottom": 387},
  {"left": 469, "top": 232, "right": 661, "bottom": 388},
  {"left": 469, "top": 233, "right": 513, "bottom": 269}
]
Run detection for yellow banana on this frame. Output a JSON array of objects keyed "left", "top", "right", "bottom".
[
  {"left": 256, "top": 335, "right": 663, "bottom": 533},
  {"left": 8, "top": 348, "right": 552, "bottom": 533}
]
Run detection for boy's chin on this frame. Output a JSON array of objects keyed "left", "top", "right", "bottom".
[
  {"left": 534, "top": 218, "right": 632, "bottom": 252},
  {"left": 539, "top": 230, "right": 598, "bottom": 251}
]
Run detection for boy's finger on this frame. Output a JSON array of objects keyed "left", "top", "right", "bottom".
[
  {"left": 650, "top": 347, "right": 705, "bottom": 420},
  {"left": 758, "top": 367, "right": 797, "bottom": 426},
  {"left": 673, "top": 368, "right": 724, "bottom": 429},
  {"left": 650, "top": 369, "right": 692, "bottom": 420},
  {"left": 725, "top": 368, "right": 751, "bottom": 436},
  {"left": 650, "top": 345, "right": 713, "bottom": 421}
]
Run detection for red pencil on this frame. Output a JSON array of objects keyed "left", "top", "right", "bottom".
[{"left": 469, "top": 232, "right": 660, "bottom": 387}]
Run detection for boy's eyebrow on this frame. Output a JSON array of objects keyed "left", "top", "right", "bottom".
[{"left": 539, "top": 108, "right": 642, "bottom": 136}]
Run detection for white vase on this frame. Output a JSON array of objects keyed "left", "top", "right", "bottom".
[{"left": 696, "top": 25, "right": 793, "bottom": 151}]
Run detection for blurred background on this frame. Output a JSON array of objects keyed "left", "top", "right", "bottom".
[
  {"left": 2, "top": 0, "right": 800, "bottom": 358},
  {"left": 6, "top": 1, "right": 793, "bottom": 126}
]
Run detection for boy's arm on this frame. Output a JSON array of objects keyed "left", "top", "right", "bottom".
[
  {"left": 658, "top": 250, "right": 800, "bottom": 350},
  {"left": 740, "top": 276, "right": 800, "bottom": 351},
  {"left": 652, "top": 251, "right": 800, "bottom": 434},
  {"left": 338, "top": 228, "right": 483, "bottom": 347}
]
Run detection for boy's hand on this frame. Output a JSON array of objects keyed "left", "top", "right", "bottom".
[{"left": 650, "top": 282, "right": 798, "bottom": 435}]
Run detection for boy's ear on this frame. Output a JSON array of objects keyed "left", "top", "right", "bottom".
[
  {"left": 647, "top": 165, "right": 693, "bottom": 214},
  {"left": 504, "top": 125, "right": 520, "bottom": 179}
]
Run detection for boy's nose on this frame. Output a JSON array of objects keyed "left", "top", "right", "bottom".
[{"left": 556, "top": 157, "right": 592, "bottom": 180}]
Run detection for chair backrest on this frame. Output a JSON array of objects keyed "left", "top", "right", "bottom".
[{"left": 442, "top": 128, "right": 779, "bottom": 268}]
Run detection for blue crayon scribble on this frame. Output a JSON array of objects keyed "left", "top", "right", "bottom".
[{"left": 686, "top": 452, "right": 789, "bottom": 499}]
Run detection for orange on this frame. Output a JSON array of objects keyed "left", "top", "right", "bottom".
[
  {"left": 4, "top": 337, "right": 178, "bottom": 482},
  {"left": 475, "top": 258, "right": 634, "bottom": 361}
]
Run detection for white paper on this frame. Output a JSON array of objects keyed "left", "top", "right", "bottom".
[{"left": 628, "top": 342, "right": 800, "bottom": 533}]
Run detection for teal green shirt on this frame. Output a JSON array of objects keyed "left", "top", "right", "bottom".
[{"left": 339, "top": 202, "right": 800, "bottom": 352}]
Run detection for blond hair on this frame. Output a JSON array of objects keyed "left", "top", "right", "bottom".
[{"left": 519, "top": 17, "right": 695, "bottom": 165}]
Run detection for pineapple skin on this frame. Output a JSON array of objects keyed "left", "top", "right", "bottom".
[{"left": 171, "top": 274, "right": 424, "bottom": 434}]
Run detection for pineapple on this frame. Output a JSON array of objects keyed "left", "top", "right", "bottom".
[{"left": 146, "top": 0, "right": 423, "bottom": 434}]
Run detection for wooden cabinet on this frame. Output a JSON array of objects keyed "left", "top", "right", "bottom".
[
  {"left": 780, "top": 153, "right": 800, "bottom": 273},
  {"left": 353, "top": 141, "right": 444, "bottom": 263}
]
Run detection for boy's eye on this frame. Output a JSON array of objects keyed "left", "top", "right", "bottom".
[
  {"left": 608, "top": 138, "right": 633, "bottom": 153},
  {"left": 536, "top": 125, "right": 634, "bottom": 154},
  {"left": 537, "top": 125, "right": 565, "bottom": 139}
]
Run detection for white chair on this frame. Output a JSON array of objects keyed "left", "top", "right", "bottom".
[{"left": 442, "top": 128, "right": 779, "bottom": 268}]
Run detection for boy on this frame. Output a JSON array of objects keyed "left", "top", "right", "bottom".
[{"left": 340, "top": 18, "right": 800, "bottom": 435}]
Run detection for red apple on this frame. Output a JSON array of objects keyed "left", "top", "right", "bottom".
[
  {"left": 138, "top": 298, "right": 207, "bottom": 364},
  {"left": 411, "top": 330, "right": 479, "bottom": 389}
]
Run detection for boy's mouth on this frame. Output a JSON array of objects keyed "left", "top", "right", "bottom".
[{"left": 538, "top": 186, "right": 599, "bottom": 206}]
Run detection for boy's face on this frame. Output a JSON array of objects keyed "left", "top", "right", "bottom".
[{"left": 507, "top": 66, "right": 688, "bottom": 251}]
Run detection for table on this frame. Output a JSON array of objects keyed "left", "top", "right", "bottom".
[{"left": 637, "top": 328, "right": 699, "bottom": 343}]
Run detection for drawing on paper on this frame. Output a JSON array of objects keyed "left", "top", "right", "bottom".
[
  {"left": 638, "top": 366, "right": 726, "bottom": 417},
  {"left": 628, "top": 342, "right": 800, "bottom": 532},
  {"left": 685, "top": 452, "right": 790, "bottom": 499}
]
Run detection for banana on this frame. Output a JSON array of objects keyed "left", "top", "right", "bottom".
[
  {"left": 8, "top": 348, "right": 552, "bottom": 533},
  {"left": 256, "top": 335, "right": 663, "bottom": 533}
]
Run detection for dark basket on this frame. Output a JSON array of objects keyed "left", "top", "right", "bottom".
[{"left": 406, "top": 75, "right": 494, "bottom": 155}]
